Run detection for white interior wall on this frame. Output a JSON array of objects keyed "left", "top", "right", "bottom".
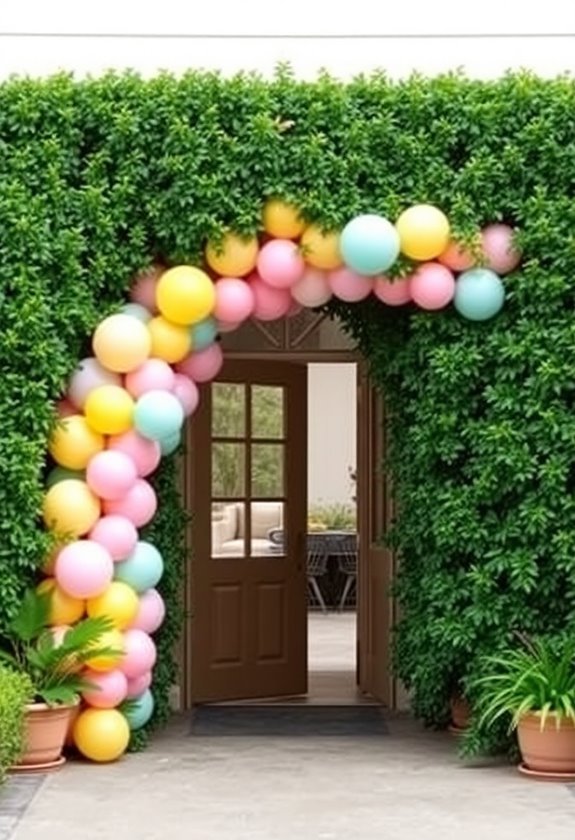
[
  {"left": 307, "top": 364, "right": 357, "bottom": 509},
  {"left": 0, "top": 2, "right": 573, "bottom": 79}
]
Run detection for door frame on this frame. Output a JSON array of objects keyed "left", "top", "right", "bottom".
[{"left": 179, "top": 350, "right": 396, "bottom": 710}]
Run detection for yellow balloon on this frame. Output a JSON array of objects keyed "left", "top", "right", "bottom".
[
  {"left": 395, "top": 204, "right": 451, "bottom": 261},
  {"left": 262, "top": 199, "right": 305, "bottom": 239},
  {"left": 148, "top": 316, "right": 192, "bottom": 363},
  {"left": 43, "top": 479, "right": 101, "bottom": 538},
  {"left": 205, "top": 233, "right": 259, "bottom": 277},
  {"left": 37, "top": 579, "right": 85, "bottom": 625},
  {"left": 87, "top": 582, "right": 139, "bottom": 630},
  {"left": 93, "top": 314, "right": 151, "bottom": 373},
  {"left": 73, "top": 708, "right": 130, "bottom": 762},
  {"left": 49, "top": 415, "right": 104, "bottom": 470},
  {"left": 84, "top": 385, "right": 134, "bottom": 435},
  {"left": 85, "top": 628, "right": 125, "bottom": 672},
  {"left": 156, "top": 266, "right": 216, "bottom": 327},
  {"left": 300, "top": 226, "right": 342, "bottom": 270}
]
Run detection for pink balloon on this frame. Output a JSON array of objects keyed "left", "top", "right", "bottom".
[
  {"left": 216, "top": 320, "right": 242, "bottom": 333},
  {"left": 126, "top": 671, "right": 153, "bottom": 699},
  {"left": 55, "top": 540, "right": 114, "bottom": 599},
  {"left": 438, "top": 240, "right": 475, "bottom": 272},
  {"left": 176, "top": 343, "right": 223, "bottom": 383},
  {"left": 292, "top": 268, "right": 332, "bottom": 308},
  {"left": 107, "top": 430, "right": 161, "bottom": 478},
  {"left": 481, "top": 224, "right": 521, "bottom": 274},
  {"left": 103, "top": 479, "right": 157, "bottom": 527},
  {"left": 374, "top": 275, "right": 412, "bottom": 306},
  {"left": 82, "top": 668, "right": 128, "bottom": 709},
  {"left": 249, "top": 274, "right": 292, "bottom": 321},
  {"left": 125, "top": 359, "right": 176, "bottom": 399},
  {"left": 328, "top": 268, "right": 373, "bottom": 302},
  {"left": 67, "top": 358, "right": 122, "bottom": 411},
  {"left": 89, "top": 515, "right": 139, "bottom": 562},
  {"left": 410, "top": 262, "right": 455, "bottom": 310},
  {"left": 214, "top": 277, "right": 255, "bottom": 323},
  {"left": 257, "top": 239, "right": 306, "bottom": 289},
  {"left": 86, "top": 450, "right": 138, "bottom": 501},
  {"left": 132, "top": 589, "right": 166, "bottom": 634},
  {"left": 120, "top": 629, "right": 157, "bottom": 679},
  {"left": 130, "top": 265, "right": 164, "bottom": 312},
  {"left": 171, "top": 374, "right": 200, "bottom": 417},
  {"left": 287, "top": 301, "right": 303, "bottom": 317},
  {"left": 56, "top": 398, "right": 76, "bottom": 418}
]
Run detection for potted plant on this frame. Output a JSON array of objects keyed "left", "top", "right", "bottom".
[
  {"left": 470, "top": 635, "right": 575, "bottom": 779},
  {"left": 0, "top": 589, "right": 117, "bottom": 771},
  {"left": 0, "top": 666, "right": 33, "bottom": 783}
]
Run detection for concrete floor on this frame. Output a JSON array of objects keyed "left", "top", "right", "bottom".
[
  {"left": 9, "top": 715, "right": 575, "bottom": 840},
  {"left": 7, "top": 614, "right": 575, "bottom": 839}
]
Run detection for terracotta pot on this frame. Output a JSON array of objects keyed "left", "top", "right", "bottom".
[
  {"left": 15, "top": 702, "right": 76, "bottom": 768},
  {"left": 450, "top": 695, "right": 471, "bottom": 730},
  {"left": 518, "top": 713, "right": 575, "bottom": 774}
]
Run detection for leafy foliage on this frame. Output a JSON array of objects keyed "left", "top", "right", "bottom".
[
  {"left": 459, "top": 636, "right": 575, "bottom": 757},
  {"left": 0, "top": 590, "right": 118, "bottom": 705},
  {"left": 1, "top": 69, "right": 575, "bottom": 750},
  {"left": 0, "top": 667, "right": 32, "bottom": 782}
]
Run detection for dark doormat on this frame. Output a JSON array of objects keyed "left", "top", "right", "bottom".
[{"left": 190, "top": 704, "right": 389, "bottom": 736}]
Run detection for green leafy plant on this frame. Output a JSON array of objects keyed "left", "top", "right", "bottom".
[
  {"left": 469, "top": 636, "right": 575, "bottom": 735},
  {"left": 0, "top": 590, "right": 118, "bottom": 706},
  {"left": 307, "top": 502, "right": 356, "bottom": 531},
  {"left": 0, "top": 666, "right": 33, "bottom": 782},
  {"left": 1, "top": 69, "right": 575, "bottom": 752}
]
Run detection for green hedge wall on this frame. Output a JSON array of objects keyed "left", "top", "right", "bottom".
[{"left": 2, "top": 69, "right": 575, "bottom": 751}]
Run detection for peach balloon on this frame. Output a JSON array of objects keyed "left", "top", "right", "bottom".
[
  {"left": 205, "top": 232, "right": 259, "bottom": 277},
  {"left": 291, "top": 268, "right": 332, "bottom": 308},
  {"left": 438, "top": 239, "right": 476, "bottom": 272},
  {"left": 300, "top": 226, "right": 342, "bottom": 270},
  {"left": 374, "top": 276, "right": 412, "bottom": 306}
]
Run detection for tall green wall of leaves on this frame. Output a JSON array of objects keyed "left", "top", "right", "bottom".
[{"left": 1, "top": 69, "right": 575, "bottom": 749}]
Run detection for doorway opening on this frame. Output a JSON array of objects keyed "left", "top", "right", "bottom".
[{"left": 184, "top": 311, "right": 394, "bottom": 711}]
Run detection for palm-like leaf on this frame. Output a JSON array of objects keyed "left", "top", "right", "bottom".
[
  {"left": 471, "top": 636, "right": 575, "bottom": 733},
  {"left": 4, "top": 590, "right": 124, "bottom": 706}
]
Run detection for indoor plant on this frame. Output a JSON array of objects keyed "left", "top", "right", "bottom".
[
  {"left": 469, "top": 636, "right": 575, "bottom": 778},
  {"left": 0, "top": 589, "right": 117, "bottom": 770}
]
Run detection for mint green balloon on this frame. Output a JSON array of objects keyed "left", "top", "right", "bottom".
[
  {"left": 159, "top": 432, "right": 181, "bottom": 456},
  {"left": 45, "top": 466, "right": 85, "bottom": 489},
  {"left": 134, "top": 390, "right": 184, "bottom": 442},
  {"left": 123, "top": 689, "right": 154, "bottom": 730},
  {"left": 454, "top": 268, "right": 505, "bottom": 321},
  {"left": 114, "top": 541, "right": 163, "bottom": 593}
]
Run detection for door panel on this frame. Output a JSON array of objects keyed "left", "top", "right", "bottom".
[
  {"left": 191, "top": 360, "right": 307, "bottom": 703},
  {"left": 357, "top": 366, "right": 394, "bottom": 705}
]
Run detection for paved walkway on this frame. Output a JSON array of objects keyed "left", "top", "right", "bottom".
[{"left": 8, "top": 714, "right": 575, "bottom": 840}]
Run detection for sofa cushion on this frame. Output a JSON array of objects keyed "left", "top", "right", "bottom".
[
  {"left": 237, "top": 501, "right": 283, "bottom": 539},
  {"left": 216, "top": 538, "right": 276, "bottom": 557}
]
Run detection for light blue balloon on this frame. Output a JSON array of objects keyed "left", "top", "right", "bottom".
[
  {"left": 121, "top": 303, "right": 152, "bottom": 323},
  {"left": 340, "top": 214, "right": 400, "bottom": 276},
  {"left": 45, "top": 466, "right": 85, "bottom": 489},
  {"left": 134, "top": 390, "right": 184, "bottom": 441},
  {"left": 454, "top": 268, "right": 505, "bottom": 321},
  {"left": 123, "top": 690, "right": 154, "bottom": 730},
  {"left": 159, "top": 432, "right": 181, "bottom": 456},
  {"left": 191, "top": 317, "right": 217, "bottom": 350},
  {"left": 114, "top": 541, "right": 164, "bottom": 593}
]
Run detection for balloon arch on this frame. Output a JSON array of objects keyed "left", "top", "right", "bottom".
[{"left": 41, "top": 200, "right": 521, "bottom": 762}]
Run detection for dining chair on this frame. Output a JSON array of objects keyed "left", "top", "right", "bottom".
[
  {"left": 331, "top": 533, "right": 358, "bottom": 611},
  {"left": 306, "top": 533, "right": 329, "bottom": 614}
]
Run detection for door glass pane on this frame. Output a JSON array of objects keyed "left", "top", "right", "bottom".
[
  {"left": 211, "top": 502, "right": 245, "bottom": 558},
  {"left": 252, "top": 386, "right": 284, "bottom": 439},
  {"left": 212, "top": 383, "right": 245, "bottom": 437},
  {"left": 212, "top": 443, "right": 245, "bottom": 497},
  {"left": 249, "top": 501, "right": 285, "bottom": 557},
  {"left": 251, "top": 443, "right": 284, "bottom": 497}
]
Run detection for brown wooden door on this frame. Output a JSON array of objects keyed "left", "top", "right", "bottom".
[
  {"left": 190, "top": 360, "right": 308, "bottom": 703},
  {"left": 357, "top": 367, "right": 395, "bottom": 705}
]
